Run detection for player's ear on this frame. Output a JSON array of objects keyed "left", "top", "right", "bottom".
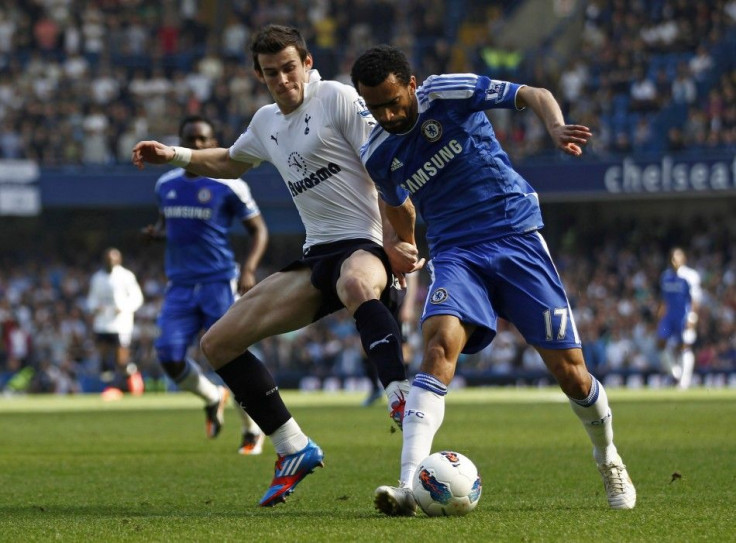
[{"left": 304, "top": 54, "right": 314, "bottom": 71}]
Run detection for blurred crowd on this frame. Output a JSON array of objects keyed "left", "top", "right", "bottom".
[
  {"left": 2, "top": 213, "right": 736, "bottom": 394},
  {"left": 0, "top": 0, "right": 467, "bottom": 166},
  {"left": 2, "top": 0, "right": 736, "bottom": 393},
  {"left": 473, "top": 0, "right": 736, "bottom": 161},
  {"left": 0, "top": 1, "right": 735, "bottom": 167}
]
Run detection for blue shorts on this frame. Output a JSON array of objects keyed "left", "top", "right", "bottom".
[
  {"left": 421, "top": 231, "right": 581, "bottom": 354},
  {"left": 155, "top": 280, "right": 236, "bottom": 362},
  {"left": 657, "top": 313, "right": 686, "bottom": 343}
]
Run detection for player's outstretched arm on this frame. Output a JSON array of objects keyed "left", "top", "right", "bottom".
[
  {"left": 132, "top": 142, "right": 252, "bottom": 179},
  {"left": 516, "top": 86, "right": 592, "bottom": 157}
]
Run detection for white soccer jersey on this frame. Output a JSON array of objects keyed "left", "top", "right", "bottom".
[
  {"left": 230, "top": 70, "right": 382, "bottom": 250},
  {"left": 87, "top": 265, "right": 144, "bottom": 335}
]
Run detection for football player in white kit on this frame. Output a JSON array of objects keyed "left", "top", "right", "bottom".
[
  {"left": 132, "top": 25, "right": 420, "bottom": 507},
  {"left": 87, "top": 247, "right": 144, "bottom": 395}
]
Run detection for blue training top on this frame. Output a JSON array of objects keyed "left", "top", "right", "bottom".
[{"left": 360, "top": 73, "right": 544, "bottom": 256}]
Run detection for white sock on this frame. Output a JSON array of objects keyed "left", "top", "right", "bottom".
[
  {"left": 679, "top": 349, "right": 695, "bottom": 389},
  {"left": 660, "top": 348, "right": 675, "bottom": 374},
  {"left": 173, "top": 359, "right": 220, "bottom": 405},
  {"left": 568, "top": 376, "right": 618, "bottom": 465},
  {"left": 269, "top": 417, "right": 309, "bottom": 456},
  {"left": 399, "top": 372, "right": 447, "bottom": 487},
  {"left": 233, "top": 398, "right": 262, "bottom": 435}
]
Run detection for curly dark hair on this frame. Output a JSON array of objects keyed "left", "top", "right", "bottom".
[
  {"left": 178, "top": 115, "right": 214, "bottom": 138},
  {"left": 350, "top": 45, "right": 412, "bottom": 89},
  {"left": 250, "top": 24, "right": 309, "bottom": 74}
]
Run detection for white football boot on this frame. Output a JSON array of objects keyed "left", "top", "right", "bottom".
[
  {"left": 598, "top": 455, "right": 637, "bottom": 509},
  {"left": 374, "top": 484, "right": 417, "bottom": 517}
]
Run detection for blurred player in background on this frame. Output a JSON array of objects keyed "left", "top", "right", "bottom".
[
  {"left": 87, "top": 247, "right": 144, "bottom": 397},
  {"left": 141, "top": 115, "right": 269, "bottom": 454},
  {"left": 656, "top": 247, "right": 702, "bottom": 389},
  {"left": 351, "top": 44, "right": 636, "bottom": 515},
  {"left": 132, "top": 25, "right": 417, "bottom": 507}
]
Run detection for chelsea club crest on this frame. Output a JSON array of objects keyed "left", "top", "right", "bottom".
[
  {"left": 197, "top": 188, "right": 212, "bottom": 203},
  {"left": 421, "top": 120, "right": 442, "bottom": 142},
  {"left": 430, "top": 287, "right": 448, "bottom": 304}
]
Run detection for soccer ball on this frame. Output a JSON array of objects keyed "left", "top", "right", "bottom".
[{"left": 411, "top": 451, "right": 482, "bottom": 516}]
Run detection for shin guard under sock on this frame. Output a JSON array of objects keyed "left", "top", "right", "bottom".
[{"left": 216, "top": 350, "right": 290, "bottom": 435}]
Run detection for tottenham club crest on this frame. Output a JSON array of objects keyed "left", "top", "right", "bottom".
[
  {"left": 429, "top": 287, "right": 449, "bottom": 304},
  {"left": 197, "top": 188, "right": 212, "bottom": 203},
  {"left": 421, "top": 120, "right": 442, "bottom": 142}
]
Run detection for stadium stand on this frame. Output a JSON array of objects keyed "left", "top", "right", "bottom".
[{"left": 1, "top": 1, "right": 735, "bottom": 393}]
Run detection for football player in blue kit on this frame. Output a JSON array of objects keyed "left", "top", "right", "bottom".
[
  {"left": 656, "top": 247, "right": 702, "bottom": 389},
  {"left": 350, "top": 45, "right": 637, "bottom": 514},
  {"left": 142, "top": 115, "right": 269, "bottom": 454}
]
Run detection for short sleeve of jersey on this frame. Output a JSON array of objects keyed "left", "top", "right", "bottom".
[
  {"left": 420, "top": 74, "right": 524, "bottom": 113},
  {"left": 375, "top": 173, "right": 410, "bottom": 207},
  {"left": 683, "top": 266, "right": 703, "bottom": 304},
  {"left": 322, "top": 81, "right": 376, "bottom": 155},
  {"left": 360, "top": 136, "right": 410, "bottom": 207},
  {"left": 223, "top": 178, "right": 261, "bottom": 220},
  {"left": 229, "top": 109, "right": 270, "bottom": 166}
]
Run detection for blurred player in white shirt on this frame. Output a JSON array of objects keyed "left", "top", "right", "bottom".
[{"left": 87, "top": 247, "right": 144, "bottom": 395}]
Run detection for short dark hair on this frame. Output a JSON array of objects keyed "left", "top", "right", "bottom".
[
  {"left": 351, "top": 45, "right": 412, "bottom": 89},
  {"left": 250, "top": 24, "right": 309, "bottom": 74},
  {"left": 178, "top": 115, "right": 214, "bottom": 138}
]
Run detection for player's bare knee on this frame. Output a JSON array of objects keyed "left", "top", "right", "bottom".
[
  {"left": 199, "top": 329, "right": 223, "bottom": 367},
  {"left": 337, "top": 274, "right": 379, "bottom": 311},
  {"left": 550, "top": 362, "right": 590, "bottom": 398},
  {"left": 422, "top": 343, "right": 457, "bottom": 384},
  {"left": 161, "top": 360, "right": 186, "bottom": 380}
]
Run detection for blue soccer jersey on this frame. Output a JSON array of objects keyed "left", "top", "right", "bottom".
[
  {"left": 154, "top": 169, "right": 261, "bottom": 285},
  {"left": 658, "top": 265, "right": 701, "bottom": 342},
  {"left": 361, "top": 74, "right": 544, "bottom": 257},
  {"left": 360, "top": 74, "right": 581, "bottom": 353}
]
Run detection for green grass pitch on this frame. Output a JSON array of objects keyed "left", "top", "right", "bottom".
[{"left": 1, "top": 388, "right": 735, "bottom": 542}]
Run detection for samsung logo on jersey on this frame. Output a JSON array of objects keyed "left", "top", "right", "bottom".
[
  {"left": 400, "top": 139, "right": 462, "bottom": 194},
  {"left": 163, "top": 206, "right": 213, "bottom": 219},
  {"left": 288, "top": 162, "right": 342, "bottom": 196},
  {"left": 662, "top": 282, "right": 687, "bottom": 293}
]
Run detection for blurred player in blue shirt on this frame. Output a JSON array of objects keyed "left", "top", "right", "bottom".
[
  {"left": 351, "top": 45, "right": 636, "bottom": 514},
  {"left": 657, "top": 247, "right": 702, "bottom": 389},
  {"left": 142, "top": 115, "right": 269, "bottom": 454}
]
